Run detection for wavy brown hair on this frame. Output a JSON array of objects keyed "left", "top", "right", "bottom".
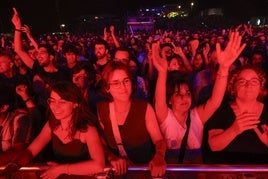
[{"left": 47, "top": 81, "right": 98, "bottom": 138}]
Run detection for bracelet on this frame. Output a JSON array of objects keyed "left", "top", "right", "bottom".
[{"left": 15, "top": 29, "right": 22, "bottom": 32}]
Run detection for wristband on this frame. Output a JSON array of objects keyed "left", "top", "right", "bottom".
[{"left": 15, "top": 29, "right": 22, "bottom": 32}]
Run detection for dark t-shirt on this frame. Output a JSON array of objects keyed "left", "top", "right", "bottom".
[
  {"left": 203, "top": 102, "right": 268, "bottom": 164},
  {"left": 32, "top": 61, "right": 71, "bottom": 83}
]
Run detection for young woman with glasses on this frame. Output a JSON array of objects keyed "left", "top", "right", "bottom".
[{"left": 97, "top": 61, "right": 166, "bottom": 178}]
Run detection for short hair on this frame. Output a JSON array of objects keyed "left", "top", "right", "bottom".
[
  {"left": 38, "top": 44, "right": 55, "bottom": 56},
  {"left": 227, "top": 65, "right": 267, "bottom": 101},
  {"left": 93, "top": 38, "right": 109, "bottom": 50},
  {"left": 62, "top": 43, "right": 79, "bottom": 55},
  {"left": 71, "top": 62, "right": 96, "bottom": 85},
  {"left": 0, "top": 51, "right": 14, "bottom": 62},
  {"left": 100, "top": 61, "right": 136, "bottom": 101}
]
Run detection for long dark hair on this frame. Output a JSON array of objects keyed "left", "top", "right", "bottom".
[{"left": 47, "top": 81, "right": 98, "bottom": 138}]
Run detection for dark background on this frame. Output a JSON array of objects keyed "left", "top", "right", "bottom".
[{"left": 0, "top": 0, "right": 267, "bottom": 34}]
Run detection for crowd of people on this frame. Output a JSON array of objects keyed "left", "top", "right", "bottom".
[{"left": 0, "top": 7, "right": 267, "bottom": 178}]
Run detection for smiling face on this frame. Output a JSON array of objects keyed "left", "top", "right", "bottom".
[
  {"left": 168, "top": 57, "right": 181, "bottom": 71},
  {"left": 107, "top": 69, "right": 132, "bottom": 102},
  {"left": 234, "top": 69, "right": 261, "bottom": 102},
  {"left": 72, "top": 69, "right": 89, "bottom": 89},
  {"left": 36, "top": 47, "right": 51, "bottom": 67},
  {"left": 170, "top": 83, "right": 192, "bottom": 113},
  {"left": 48, "top": 91, "right": 78, "bottom": 121}
]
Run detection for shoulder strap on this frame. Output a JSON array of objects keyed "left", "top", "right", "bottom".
[
  {"left": 109, "top": 102, "right": 128, "bottom": 157},
  {"left": 178, "top": 110, "right": 191, "bottom": 163}
]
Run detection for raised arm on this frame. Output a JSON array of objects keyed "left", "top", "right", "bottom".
[
  {"left": 152, "top": 41, "right": 169, "bottom": 125},
  {"left": 172, "top": 42, "right": 193, "bottom": 72},
  {"left": 21, "top": 24, "right": 39, "bottom": 51},
  {"left": 196, "top": 31, "right": 246, "bottom": 124},
  {"left": 109, "top": 25, "right": 120, "bottom": 48},
  {"left": 11, "top": 8, "right": 34, "bottom": 69}
]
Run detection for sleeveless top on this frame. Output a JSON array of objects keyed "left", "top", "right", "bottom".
[
  {"left": 52, "top": 133, "right": 90, "bottom": 163},
  {"left": 97, "top": 99, "right": 155, "bottom": 164},
  {"left": 160, "top": 108, "right": 203, "bottom": 163}
]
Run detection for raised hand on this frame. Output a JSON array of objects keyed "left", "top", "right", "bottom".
[
  {"left": 152, "top": 41, "right": 168, "bottom": 73},
  {"left": 110, "top": 25, "right": 115, "bottom": 34},
  {"left": 11, "top": 8, "right": 22, "bottom": 29},
  {"left": 216, "top": 31, "right": 246, "bottom": 69},
  {"left": 189, "top": 39, "right": 199, "bottom": 54},
  {"left": 21, "top": 24, "right": 31, "bottom": 36},
  {"left": 15, "top": 84, "right": 29, "bottom": 101},
  {"left": 202, "top": 42, "right": 210, "bottom": 57}
]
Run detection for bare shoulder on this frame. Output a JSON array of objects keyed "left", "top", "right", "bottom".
[{"left": 80, "top": 125, "right": 99, "bottom": 143}]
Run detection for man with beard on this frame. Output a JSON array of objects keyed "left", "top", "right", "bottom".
[
  {"left": 92, "top": 38, "right": 111, "bottom": 84},
  {"left": 12, "top": 8, "right": 71, "bottom": 85}
]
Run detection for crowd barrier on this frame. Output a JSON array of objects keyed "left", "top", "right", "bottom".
[{"left": 1, "top": 164, "right": 268, "bottom": 178}]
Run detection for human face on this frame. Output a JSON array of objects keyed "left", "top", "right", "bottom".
[
  {"left": 114, "top": 50, "right": 130, "bottom": 65},
  {"left": 162, "top": 46, "right": 173, "bottom": 57},
  {"left": 36, "top": 47, "right": 51, "bottom": 67},
  {"left": 108, "top": 69, "right": 132, "bottom": 102},
  {"left": 251, "top": 54, "right": 263, "bottom": 66},
  {"left": 65, "top": 52, "right": 77, "bottom": 66},
  {"left": 168, "top": 58, "right": 181, "bottom": 71},
  {"left": 192, "top": 54, "right": 203, "bottom": 69},
  {"left": 170, "top": 84, "right": 192, "bottom": 112},
  {"left": 47, "top": 91, "right": 77, "bottom": 121},
  {"left": 0, "top": 56, "right": 13, "bottom": 74},
  {"left": 94, "top": 44, "right": 107, "bottom": 59},
  {"left": 234, "top": 69, "right": 261, "bottom": 102},
  {"left": 72, "top": 69, "right": 89, "bottom": 89},
  {"left": 14, "top": 55, "right": 23, "bottom": 67}
]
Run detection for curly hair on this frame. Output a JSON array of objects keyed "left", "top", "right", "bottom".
[{"left": 227, "top": 65, "right": 267, "bottom": 101}]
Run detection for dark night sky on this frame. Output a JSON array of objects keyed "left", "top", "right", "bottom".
[{"left": 0, "top": 0, "right": 266, "bottom": 34}]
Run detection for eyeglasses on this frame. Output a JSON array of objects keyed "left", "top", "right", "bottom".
[
  {"left": 109, "top": 78, "right": 131, "bottom": 89},
  {"left": 47, "top": 98, "right": 70, "bottom": 106},
  {"left": 235, "top": 78, "right": 261, "bottom": 86}
]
